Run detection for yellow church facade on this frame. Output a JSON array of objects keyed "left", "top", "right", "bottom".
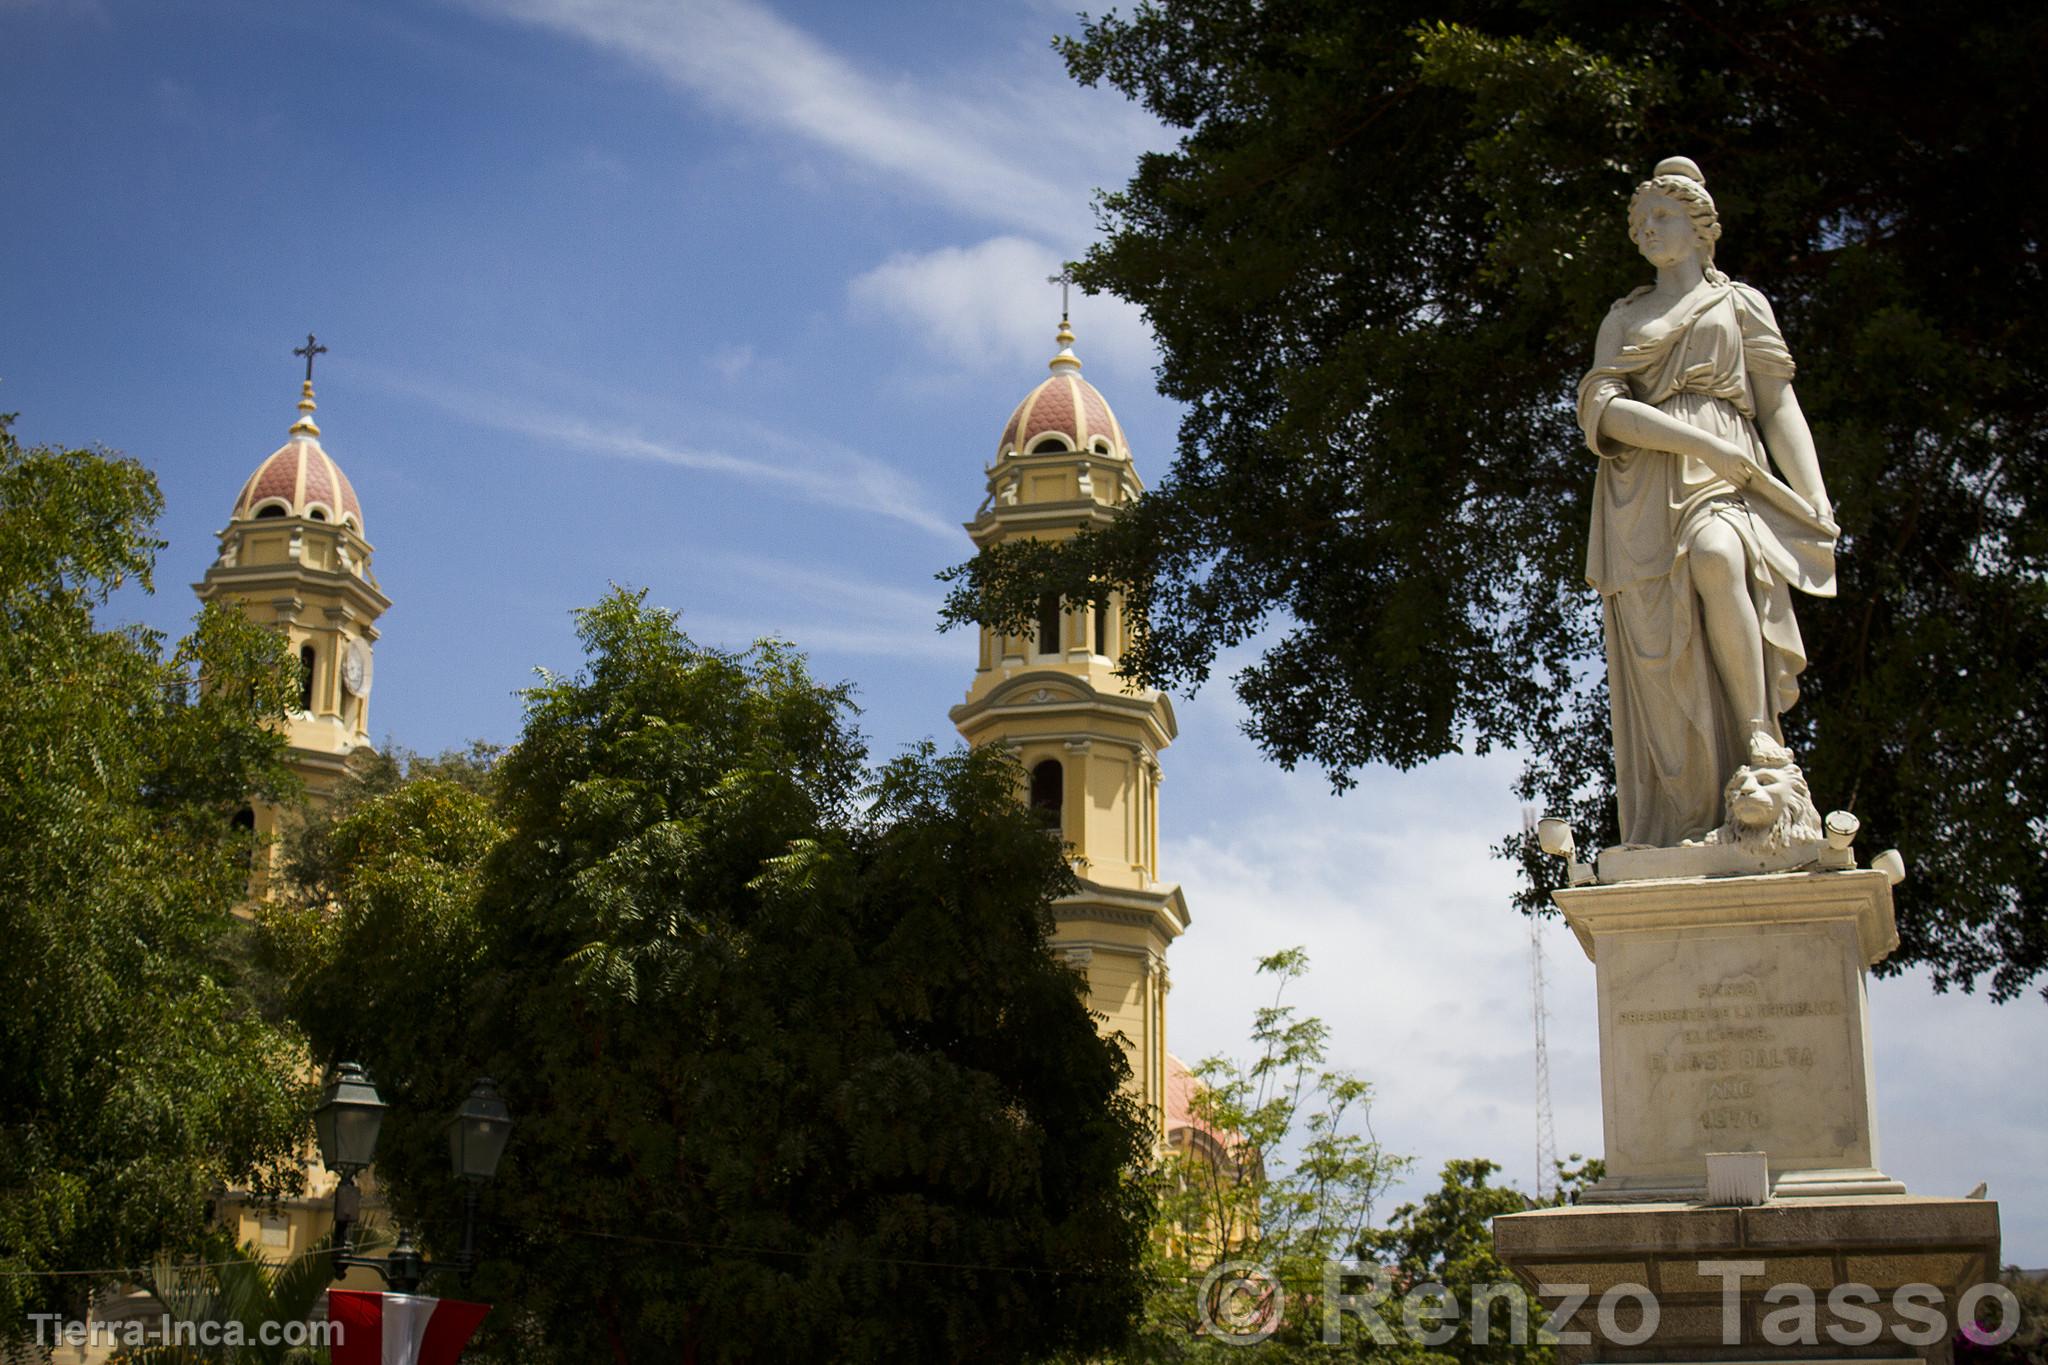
[{"left": 952, "top": 319, "right": 1190, "bottom": 1139}]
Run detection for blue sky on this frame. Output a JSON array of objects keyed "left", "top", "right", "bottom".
[{"left": 6, "top": 0, "right": 2042, "bottom": 1261}]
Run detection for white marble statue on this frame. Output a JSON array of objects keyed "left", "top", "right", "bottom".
[{"left": 1577, "top": 157, "right": 1839, "bottom": 847}]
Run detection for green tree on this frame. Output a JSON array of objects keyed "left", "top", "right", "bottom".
[
  {"left": 1360, "top": 1157, "right": 1599, "bottom": 1365},
  {"left": 0, "top": 419, "right": 312, "bottom": 1340},
  {"left": 279, "top": 740, "right": 500, "bottom": 904},
  {"left": 1137, "top": 949, "right": 1409, "bottom": 1359},
  {"left": 278, "top": 590, "right": 1154, "bottom": 1364},
  {"left": 944, "top": 1, "right": 2048, "bottom": 999}
]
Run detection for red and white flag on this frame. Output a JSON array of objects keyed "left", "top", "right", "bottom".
[{"left": 328, "top": 1289, "right": 490, "bottom": 1365}]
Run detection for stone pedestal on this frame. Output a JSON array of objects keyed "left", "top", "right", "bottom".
[
  {"left": 1554, "top": 868, "right": 1903, "bottom": 1201},
  {"left": 1494, "top": 1197, "right": 2001, "bottom": 1365}
]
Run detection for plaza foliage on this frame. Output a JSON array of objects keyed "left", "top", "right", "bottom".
[
  {"left": 267, "top": 589, "right": 1155, "bottom": 1364},
  {"left": 1136, "top": 948, "right": 1408, "bottom": 1357},
  {"left": 1128, "top": 949, "right": 1589, "bottom": 1362},
  {"left": 0, "top": 419, "right": 311, "bottom": 1341},
  {"left": 944, "top": 0, "right": 2048, "bottom": 999}
]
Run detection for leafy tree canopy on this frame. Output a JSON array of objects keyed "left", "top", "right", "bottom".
[
  {"left": 1360, "top": 1156, "right": 1601, "bottom": 1365},
  {"left": 1130, "top": 951, "right": 1598, "bottom": 1362},
  {"left": 272, "top": 590, "right": 1153, "bottom": 1364},
  {"left": 1139, "top": 948, "right": 1408, "bottom": 1359},
  {"left": 0, "top": 419, "right": 311, "bottom": 1337},
  {"left": 943, "top": 1, "right": 2048, "bottom": 998},
  {"left": 278, "top": 739, "right": 501, "bottom": 902}
]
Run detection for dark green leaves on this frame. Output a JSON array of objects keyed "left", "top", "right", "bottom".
[
  {"left": 0, "top": 420, "right": 309, "bottom": 1339},
  {"left": 282, "top": 589, "right": 1153, "bottom": 1363}
]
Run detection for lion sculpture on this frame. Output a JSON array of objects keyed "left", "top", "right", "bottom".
[{"left": 1697, "top": 734, "right": 1825, "bottom": 853}]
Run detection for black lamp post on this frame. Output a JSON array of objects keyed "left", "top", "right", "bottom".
[{"left": 314, "top": 1065, "right": 514, "bottom": 1294}]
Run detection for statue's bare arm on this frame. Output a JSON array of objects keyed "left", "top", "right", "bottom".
[
  {"left": 1751, "top": 374, "right": 1833, "bottom": 524},
  {"left": 1598, "top": 396, "right": 1756, "bottom": 486},
  {"left": 1587, "top": 309, "right": 1752, "bottom": 483}
]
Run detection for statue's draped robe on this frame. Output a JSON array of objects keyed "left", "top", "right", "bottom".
[{"left": 1577, "top": 281, "right": 1836, "bottom": 847}]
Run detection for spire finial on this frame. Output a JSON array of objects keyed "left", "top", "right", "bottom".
[
  {"left": 293, "top": 332, "right": 327, "bottom": 384},
  {"left": 1046, "top": 266, "right": 1075, "bottom": 325},
  {"left": 1045, "top": 271, "right": 1082, "bottom": 373},
  {"left": 1048, "top": 317, "right": 1081, "bottom": 374},
  {"left": 290, "top": 334, "right": 326, "bottom": 438}
]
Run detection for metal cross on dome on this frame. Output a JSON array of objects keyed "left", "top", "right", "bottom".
[
  {"left": 1046, "top": 267, "right": 1075, "bottom": 323},
  {"left": 293, "top": 333, "right": 328, "bottom": 383}
]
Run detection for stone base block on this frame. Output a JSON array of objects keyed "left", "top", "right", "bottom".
[
  {"left": 1494, "top": 1197, "right": 2001, "bottom": 1365},
  {"left": 1554, "top": 869, "right": 1903, "bottom": 1199}
]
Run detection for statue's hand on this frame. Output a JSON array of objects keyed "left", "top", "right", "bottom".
[{"left": 1696, "top": 436, "right": 1760, "bottom": 490}]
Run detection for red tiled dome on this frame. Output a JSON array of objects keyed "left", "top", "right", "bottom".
[
  {"left": 232, "top": 382, "right": 364, "bottom": 536},
  {"left": 231, "top": 385, "right": 364, "bottom": 529},
  {"left": 232, "top": 437, "right": 364, "bottom": 529},
  {"left": 996, "top": 324, "right": 1130, "bottom": 462}
]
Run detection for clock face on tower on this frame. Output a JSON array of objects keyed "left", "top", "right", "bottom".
[{"left": 340, "top": 638, "right": 372, "bottom": 698}]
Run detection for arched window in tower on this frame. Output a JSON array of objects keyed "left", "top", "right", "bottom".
[
  {"left": 1037, "top": 593, "right": 1062, "bottom": 656},
  {"left": 298, "top": 645, "right": 316, "bottom": 712},
  {"left": 1030, "top": 759, "right": 1064, "bottom": 830},
  {"left": 1094, "top": 597, "right": 1110, "bottom": 657},
  {"left": 255, "top": 504, "right": 287, "bottom": 519}
]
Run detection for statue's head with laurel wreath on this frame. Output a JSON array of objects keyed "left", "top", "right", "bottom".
[{"left": 1628, "top": 156, "right": 1730, "bottom": 286}]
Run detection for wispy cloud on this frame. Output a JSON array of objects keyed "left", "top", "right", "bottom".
[
  {"left": 706, "top": 551, "right": 942, "bottom": 622},
  {"left": 458, "top": 2, "right": 1169, "bottom": 391},
  {"left": 663, "top": 551, "right": 956, "bottom": 663},
  {"left": 461, "top": 0, "right": 1159, "bottom": 239},
  {"left": 850, "top": 235, "right": 1159, "bottom": 383},
  {"left": 347, "top": 361, "right": 959, "bottom": 541}
]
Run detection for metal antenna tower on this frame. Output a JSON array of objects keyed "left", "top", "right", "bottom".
[{"left": 1522, "top": 807, "right": 1561, "bottom": 1202}]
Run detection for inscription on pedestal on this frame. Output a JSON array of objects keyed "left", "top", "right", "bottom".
[
  {"left": 1600, "top": 920, "right": 1874, "bottom": 1180},
  {"left": 1620, "top": 980, "right": 1845, "bottom": 1142}
]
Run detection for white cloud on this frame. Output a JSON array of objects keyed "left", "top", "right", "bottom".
[
  {"left": 464, "top": 0, "right": 1160, "bottom": 238},
  {"left": 709, "top": 342, "right": 755, "bottom": 382},
  {"left": 1160, "top": 675, "right": 2048, "bottom": 1256},
  {"left": 704, "top": 551, "right": 938, "bottom": 620},
  {"left": 1161, "top": 742, "right": 1606, "bottom": 1211},
  {"left": 457, "top": 3, "right": 1171, "bottom": 421},
  {"left": 850, "top": 235, "right": 1158, "bottom": 384}
]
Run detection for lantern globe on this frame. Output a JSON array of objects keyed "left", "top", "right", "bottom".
[
  {"left": 446, "top": 1076, "right": 514, "bottom": 1182},
  {"left": 314, "top": 1062, "right": 387, "bottom": 1174}
]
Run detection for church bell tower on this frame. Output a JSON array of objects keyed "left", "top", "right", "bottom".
[
  {"left": 951, "top": 316, "right": 1189, "bottom": 1137},
  {"left": 194, "top": 346, "right": 388, "bottom": 868}
]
